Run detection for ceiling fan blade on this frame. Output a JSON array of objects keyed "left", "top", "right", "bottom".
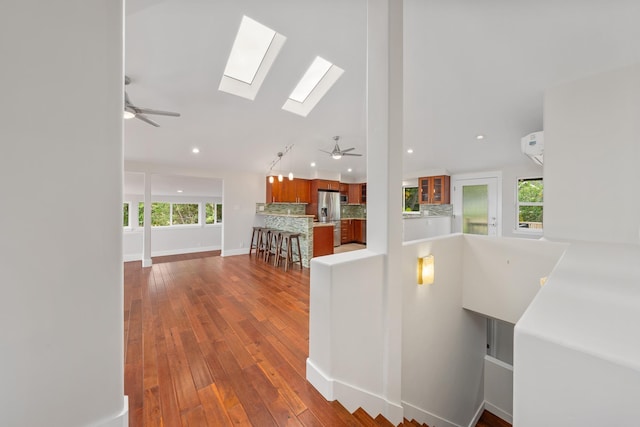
[
  {"left": 134, "top": 107, "right": 180, "bottom": 117},
  {"left": 341, "top": 147, "right": 356, "bottom": 153},
  {"left": 319, "top": 149, "right": 333, "bottom": 154},
  {"left": 342, "top": 153, "right": 362, "bottom": 156},
  {"left": 135, "top": 114, "right": 160, "bottom": 127}
]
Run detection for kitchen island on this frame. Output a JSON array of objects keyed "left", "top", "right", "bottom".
[{"left": 260, "top": 213, "right": 334, "bottom": 267}]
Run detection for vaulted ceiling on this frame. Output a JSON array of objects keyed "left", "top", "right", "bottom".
[{"left": 124, "top": 0, "right": 640, "bottom": 189}]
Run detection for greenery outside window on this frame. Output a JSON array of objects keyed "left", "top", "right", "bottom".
[
  {"left": 403, "top": 186, "right": 419, "bottom": 212},
  {"left": 172, "top": 203, "right": 199, "bottom": 225},
  {"left": 123, "top": 202, "right": 130, "bottom": 227},
  {"left": 517, "top": 177, "right": 543, "bottom": 232},
  {"left": 205, "top": 202, "right": 223, "bottom": 224}
]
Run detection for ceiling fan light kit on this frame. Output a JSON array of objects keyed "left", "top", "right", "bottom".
[
  {"left": 320, "top": 136, "right": 362, "bottom": 160},
  {"left": 124, "top": 76, "right": 181, "bottom": 127}
]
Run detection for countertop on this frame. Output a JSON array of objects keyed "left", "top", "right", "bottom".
[
  {"left": 342, "top": 217, "right": 367, "bottom": 220},
  {"left": 313, "top": 222, "right": 335, "bottom": 228}
]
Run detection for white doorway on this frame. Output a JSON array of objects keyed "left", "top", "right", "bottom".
[{"left": 452, "top": 172, "right": 501, "bottom": 236}]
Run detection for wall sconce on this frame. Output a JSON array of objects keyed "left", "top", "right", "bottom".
[{"left": 417, "top": 255, "right": 434, "bottom": 285}]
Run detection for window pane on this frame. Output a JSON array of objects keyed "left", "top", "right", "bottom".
[
  {"left": 216, "top": 204, "right": 223, "bottom": 223},
  {"left": 518, "top": 206, "right": 543, "bottom": 229},
  {"left": 138, "top": 202, "right": 144, "bottom": 226},
  {"left": 205, "top": 203, "right": 215, "bottom": 224},
  {"left": 123, "top": 203, "right": 129, "bottom": 227},
  {"left": 518, "top": 178, "right": 543, "bottom": 203},
  {"left": 403, "top": 187, "right": 419, "bottom": 212},
  {"left": 172, "top": 203, "right": 199, "bottom": 225},
  {"left": 151, "top": 202, "right": 170, "bottom": 226}
]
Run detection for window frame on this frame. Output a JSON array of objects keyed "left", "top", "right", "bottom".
[
  {"left": 205, "top": 202, "right": 223, "bottom": 226},
  {"left": 515, "top": 176, "right": 543, "bottom": 234},
  {"left": 402, "top": 185, "right": 420, "bottom": 214}
]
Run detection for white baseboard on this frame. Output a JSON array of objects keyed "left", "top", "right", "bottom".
[
  {"left": 468, "top": 401, "right": 485, "bottom": 427},
  {"left": 92, "top": 396, "right": 128, "bottom": 427},
  {"left": 221, "top": 248, "right": 250, "bottom": 257},
  {"left": 484, "top": 401, "right": 512, "bottom": 424},
  {"left": 403, "top": 400, "right": 465, "bottom": 427},
  {"left": 124, "top": 246, "right": 221, "bottom": 262},
  {"left": 306, "top": 358, "right": 404, "bottom": 425}
]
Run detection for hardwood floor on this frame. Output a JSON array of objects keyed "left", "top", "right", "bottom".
[{"left": 123, "top": 252, "right": 511, "bottom": 427}]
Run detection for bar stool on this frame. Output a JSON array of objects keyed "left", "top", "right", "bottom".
[
  {"left": 249, "top": 226, "right": 263, "bottom": 256},
  {"left": 265, "top": 229, "right": 281, "bottom": 264},
  {"left": 276, "top": 232, "right": 303, "bottom": 271}
]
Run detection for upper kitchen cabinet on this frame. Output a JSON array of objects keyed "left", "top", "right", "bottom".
[
  {"left": 419, "top": 175, "right": 450, "bottom": 204},
  {"left": 315, "top": 179, "right": 340, "bottom": 191},
  {"left": 348, "top": 183, "right": 367, "bottom": 204},
  {"left": 266, "top": 178, "right": 310, "bottom": 203}
]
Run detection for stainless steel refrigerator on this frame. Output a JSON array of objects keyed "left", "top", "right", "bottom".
[{"left": 318, "top": 190, "right": 341, "bottom": 246}]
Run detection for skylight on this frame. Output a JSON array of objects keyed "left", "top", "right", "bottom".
[
  {"left": 219, "top": 16, "right": 286, "bottom": 100},
  {"left": 282, "top": 56, "right": 344, "bottom": 117}
]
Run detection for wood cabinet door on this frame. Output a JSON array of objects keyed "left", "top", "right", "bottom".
[
  {"left": 348, "top": 184, "right": 361, "bottom": 204},
  {"left": 340, "top": 220, "right": 350, "bottom": 244},
  {"left": 419, "top": 177, "right": 431, "bottom": 204},
  {"left": 281, "top": 179, "right": 297, "bottom": 202},
  {"left": 353, "top": 220, "right": 363, "bottom": 243},
  {"left": 296, "top": 179, "right": 311, "bottom": 203},
  {"left": 267, "top": 179, "right": 284, "bottom": 202},
  {"left": 361, "top": 184, "right": 366, "bottom": 203}
]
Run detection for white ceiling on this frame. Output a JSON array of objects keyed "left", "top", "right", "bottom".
[{"left": 124, "top": 0, "right": 640, "bottom": 187}]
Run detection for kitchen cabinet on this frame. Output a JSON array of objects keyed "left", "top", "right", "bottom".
[
  {"left": 347, "top": 183, "right": 367, "bottom": 205},
  {"left": 341, "top": 219, "right": 366, "bottom": 244},
  {"left": 313, "top": 224, "right": 334, "bottom": 257},
  {"left": 348, "top": 184, "right": 361, "bottom": 204},
  {"left": 353, "top": 219, "right": 366, "bottom": 244},
  {"left": 341, "top": 220, "right": 352, "bottom": 244},
  {"left": 266, "top": 178, "right": 310, "bottom": 203},
  {"left": 315, "top": 179, "right": 340, "bottom": 191},
  {"left": 419, "top": 175, "right": 450, "bottom": 205}
]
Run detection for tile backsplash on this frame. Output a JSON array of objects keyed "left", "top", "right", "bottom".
[
  {"left": 341, "top": 204, "right": 366, "bottom": 219},
  {"left": 420, "top": 204, "right": 453, "bottom": 216},
  {"left": 256, "top": 203, "right": 307, "bottom": 215}
]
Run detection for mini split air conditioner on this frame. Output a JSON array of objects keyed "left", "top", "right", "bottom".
[{"left": 521, "top": 131, "right": 544, "bottom": 165}]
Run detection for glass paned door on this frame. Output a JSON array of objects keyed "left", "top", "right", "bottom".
[
  {"left": 462, "top": 185, "right": 488, "bottom": 235},
  {"left": 453, "top": 176, "right": 499, "bottom": 236}
]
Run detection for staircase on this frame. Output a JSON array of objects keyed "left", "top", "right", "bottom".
[
  {"left": 342, "top": 405, "right": 428, "bottom": 427},
  {"left": 347, "top": 405, "right": 509, "bottom": 427}
]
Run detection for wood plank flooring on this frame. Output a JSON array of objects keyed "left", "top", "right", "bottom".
[{"left": 124, "top": 252, "right": 511, "bottom": 427}]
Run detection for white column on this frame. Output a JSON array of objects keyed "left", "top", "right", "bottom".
[
  {"left": 142, "top": 172, "right": 153, "bottom": 267},
  {"left": 367, "top": 0, "right": 404, "bottom": 418},
  {"left": 0, "top": 1, "right": 127, "bottom": 426}
]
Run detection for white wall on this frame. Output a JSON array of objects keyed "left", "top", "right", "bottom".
[
  {"left": 307, "top": 250, "right": 387, "bottom": 416},
  {"left": 514, "top": 63, "right": 640, "bottom": 425},
  {"left": 0, "top": 1, "right": 126, "bottom": 426},
  {"left": 484, "top": 356, "right": 513, "bottom": 423},
  {"left": 462, "top": 235, "right": 568, "bottom": 324},
  {"left": 543, "top": 63, "right": 640, "bottom": 244},
  {"left": 402, "top": 235, "right": 486, "bottom": 427}
]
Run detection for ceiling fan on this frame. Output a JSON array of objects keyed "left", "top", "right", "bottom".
[
  {"left": 124, "top": 75, "right": 180, "bottom": 127},
  {"left": 320, "top": 136, "right": 363, "bottom": 159}
]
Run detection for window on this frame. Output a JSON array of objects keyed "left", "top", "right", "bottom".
[
  {"left": 172, "top": 203, "right": 199, "bottom": 225},
  {"left": 123, "top": 202, "right": 129, "bottom": 227},
  {"left": 205, "top": 202, "right": 223, "bottom": 224},
  {"left": 403, "top": 186, "right": 419, "bottom": 212},
  {"left": 517, "top": 178, "right": 543, "bottom": 232}
]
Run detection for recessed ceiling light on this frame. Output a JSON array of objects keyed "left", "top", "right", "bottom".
[
  {"left": 192, "top": 148, "right": 200, "bottom": 154},
  {"left": 407, "top": 148, "right": 414, "bottom": 154},
  {"left": 476, "top": 134, "right": 485, "bottom": 140},
  {"left": 310, "top": 162, "right": 316, "bottom": 167},
  {"left": 177, "top": 190, "right": 183, "bottom": 193},
  {"left": 347, "top": 168, "right": 352, "bottom": 172}
]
